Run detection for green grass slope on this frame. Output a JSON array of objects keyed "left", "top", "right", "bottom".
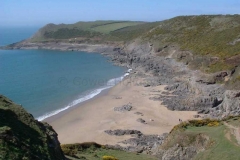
[
  {"left": 0, "top": 95, "right": 65, "bottom": 160},
  {"left": 31, "top": 21, "right": 145, "bottom": 41},
  {"left": 61, "top": 142, "right": 157, "bottom": 160},
  {"left": 92, "top": 21, "right": 144, "bottom": 34},
  {"left": 159, "top": 117, "right": 240, "bottom": 160}
]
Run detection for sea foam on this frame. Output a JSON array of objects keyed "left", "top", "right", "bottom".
[{"left": 37, "top": 70, "right": 131, "bottom": 121}]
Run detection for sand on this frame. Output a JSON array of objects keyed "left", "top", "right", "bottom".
[{"left": 45, "top": 75, "right": 197, "bottom": 145}]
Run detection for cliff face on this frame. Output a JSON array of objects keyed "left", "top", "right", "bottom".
[
  {"left": 108, "top": 40, "right": 240, "bottom": 119},
  {"left": 0, "top": 95, "right": 65, "bottom": 160}
]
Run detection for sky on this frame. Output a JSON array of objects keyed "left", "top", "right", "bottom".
[{"left": 1, "top": 0, "right": 240, "bottom": 27}]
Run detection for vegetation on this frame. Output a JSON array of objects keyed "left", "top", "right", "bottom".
[
  {"left": 0, "top": 95, "right": 65, "bottom": 160},
  {"left": 92, "top": 21, "right": 144, "bottom": 34},
  {"left": 102, "top": 155, "right": 118, "bottom": 160},
  {"left": 31, "top": 21, "right": 145, "bottom": 41},
  {"left": 62, "top": 142, "right": 157, "bottom": 160},
  {"left": 144, "top": 15, "right": 240, "bottom": 73},
  {"left": 162, "top": 116, "right": 240, "bottom": 160},
  {"left": 108, "top": 22, "right": 162, "bottom": 41}
]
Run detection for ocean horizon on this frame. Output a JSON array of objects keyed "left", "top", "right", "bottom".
[{"left": 0, "top": 27, "right": 126, "bottom": 120}]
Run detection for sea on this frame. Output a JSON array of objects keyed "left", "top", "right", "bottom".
[{"left": 0, "top": 26, "right": 126, "bottom": 121}]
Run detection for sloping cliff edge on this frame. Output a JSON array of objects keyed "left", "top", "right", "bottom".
[{"left": 0, "top": 95, "right": 65, "bottom": 160}]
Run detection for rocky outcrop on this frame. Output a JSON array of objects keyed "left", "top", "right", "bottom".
[
  {"left": 105, "top": 129, "right": 142, "bottom": 136},
  {"left": 156, "top": 133, "right": 210, "bottom": 160},
  {"left": 211, "top": 90, "right": 240, "bottom": 117},
  {"left": 157, "top": 144, "right": 201, "bottom": 160},
  {"left": 104, "top": 129, "right": 168, "bottom": 153},
  {"left": 0, "top": 95, "right": 65, "bottom": 160},
  {"left": 114, "top": 104, "right": 132, "bottom": 112},
  {"left": 107, "top": 41, "right": 229, "bottom": 118},
  {"left": 2, "top": 41, "right": 116, "bottom": 54}
]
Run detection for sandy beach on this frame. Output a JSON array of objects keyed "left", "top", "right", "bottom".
[{"left": 45, "top": 73, "right": 197, "bottom": 145}]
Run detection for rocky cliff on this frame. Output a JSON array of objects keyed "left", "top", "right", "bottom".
[
  {"left": 0, "top": 95, "right": 65, "bottom": 160},
  {"left": 107, "top": 39, "right": 240, "bottom": 119}
]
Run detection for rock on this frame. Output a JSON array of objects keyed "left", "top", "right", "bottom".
[
  {"left": 144, "top": 84, "right": 151, "bottom": 87},
  {"left": 193, "top": 115, "right": 201, "bottom": 118},
  {"left": 121, "top": 133, "right": 168, "bottom": 153},
  {"left": 114, "top": 104, "right": 132, "bottom": 112},
  {"left": 137, "top": 118, "right": 146, "bottom": 124},
  {"left": 134, "top": 112, "right": 144, "bottom": 116},
  {"left": 157, "top": 134, "right": 209, "bottom": 160},
  {"left": 215, "top": 90, "right": 240, "bottom": 117},
  {"left": 104, "top": 129, "right": 142, "bottom": 136},
  {"left": 114, "top": 96, "right": 122, "bottom": 99}
]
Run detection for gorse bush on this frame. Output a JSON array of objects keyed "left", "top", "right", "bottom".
[
  {"left": 102, "top": 155, "right": 118, "bottom": 160},
  {"left": 171, "top": 119, "right": 221, "bottom": 133},
  {"left": 61, "top": 142, "right": 102, "bottom": 157},
  {"left": 208, "top": 121, "right": 220, "bottom": 127},
  {"left": 188, "top": 119, "right": 220, "bottom": 127}
]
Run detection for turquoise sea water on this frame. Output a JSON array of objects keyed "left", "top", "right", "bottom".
[
  {"left": 0, "top": 27, "right": 126, "bottom": 120},
  {"left": 0, "top": 26, "right": 39, "bottom": 46}
]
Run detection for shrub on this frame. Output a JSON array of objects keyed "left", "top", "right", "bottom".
[
  {"left": 61, "top": 142, "right": 102, "bottom": 156},
  {"left": 208, "top": 121, "right": 219, "bottom": 127},
  {"left": 102, "top": 155, "right": 118, "bottom": 160}
]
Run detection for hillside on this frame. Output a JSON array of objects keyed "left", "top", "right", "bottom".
[
  {"left": 0, "top": 95, "right": 158, "bottom": 160},
  {"left": 31, "top": 21, "right": 147, "bottom": 41},
  {"left": 144, "top": 15, "right": 240, "bottom": 73},
  {"left": 0, "top": 95, "right": 65, "bottom": 160},
  {"left": 157, "top": 117, "right": 240, "bottom": 160}
]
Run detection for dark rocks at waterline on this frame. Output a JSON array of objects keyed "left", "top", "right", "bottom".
[
  {"left": 104, "top": 129, "right": 142, "bottom": 136},
  {"left": 114, "top": 104, "right": 132, "bottom": 112}
]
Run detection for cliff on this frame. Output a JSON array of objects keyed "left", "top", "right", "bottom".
[{"left": 0, "top": 95, "right": 65, "bottom": 160}]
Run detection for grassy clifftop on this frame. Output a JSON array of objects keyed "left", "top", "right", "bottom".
[
  {"left": 0, "top": 95, "right": 65, "bottom": 160},
  {"left": 31, "top": 21, "right": 147, "bottom": 41}
]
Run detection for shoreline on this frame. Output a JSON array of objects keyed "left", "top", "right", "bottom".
[
  {"left": 45, "top": 72, "right": 197, "bottom": 145},
  {"left": 44, "top": 87, "right": 110, "bottom": 123},
  {"left": 38, "top": 70, "right": 130, "bottom": 121}
]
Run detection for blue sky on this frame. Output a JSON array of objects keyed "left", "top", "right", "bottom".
[{"left": 1, "top": 0, "right": 240, "bottom": 27}]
